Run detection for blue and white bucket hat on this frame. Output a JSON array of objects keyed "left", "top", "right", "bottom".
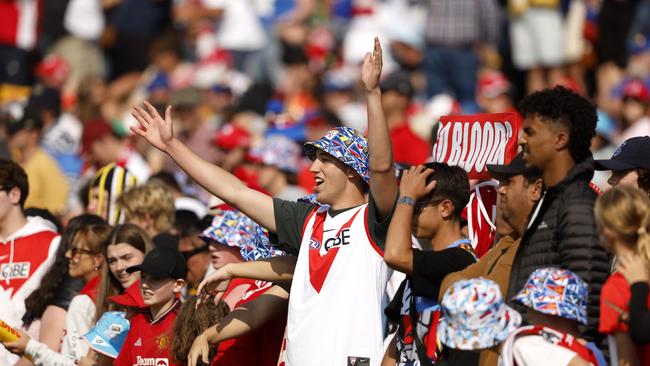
[
  {"left": 438, "top": 278, "right": 521, "bottom": 350},
  {"left": 513, "top": 267, "right": 589, "bottom": 325},
  {"left": 200, "top": 209, "right": 286, "bottom": 261},
  {"left": 83, "top": 311, "right": 130, "bottom": 358},
  {"left": 304, "top": 126, "right": 370, "bottom": 183}
]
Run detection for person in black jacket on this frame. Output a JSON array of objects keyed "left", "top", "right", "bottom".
[{"left": 507, "top": 86, "right": 611, "bottom": 343}]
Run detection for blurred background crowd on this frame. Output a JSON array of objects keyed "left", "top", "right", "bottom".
[
  {"left": 1, "top": 1, "right": 650, "bottom": 366},
  {"left": 1, "top": 0, "right": 649, "bottom": 220}
]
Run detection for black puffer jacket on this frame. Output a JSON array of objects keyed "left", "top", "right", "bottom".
[{"left": 506, "top": 157, "right": 611, "bottom": 341}]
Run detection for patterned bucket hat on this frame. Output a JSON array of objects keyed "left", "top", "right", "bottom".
[
  {"left": 438, "top": 278, "right": 521, "bottom": 350},
  {"left": 513, "top": 267, "right": 588, "bottom": 325},
  {"left": 200, "top": 209, "right": 285, "bottom": 261},
  {"left": 304, "top": 126, "right": 369, "bottom": 183},
  {"left": 250, "top": 135, "right": 302, "bottom": 173}
]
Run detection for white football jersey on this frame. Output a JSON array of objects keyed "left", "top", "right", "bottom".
[{"left": 286, "top": 204, "right": 391, "bottom": 366}]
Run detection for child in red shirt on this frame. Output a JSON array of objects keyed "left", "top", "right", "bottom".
[
  {"left": 595, "top": 186, "right": 650, "bottom": 366},
  {"left": 115, "top": 247, "right": 188, "bottom": 366}
]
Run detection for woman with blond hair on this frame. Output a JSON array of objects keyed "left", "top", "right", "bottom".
[
  {"left": 595, "top": 186, "right": 650, "bottom": 366},
  {"left": 116, "top": 182, "right": 175, "bottom": 239}
]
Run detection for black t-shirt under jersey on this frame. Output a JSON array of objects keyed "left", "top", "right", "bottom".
[{"left": 272, "top": 195, "right": 393, "bottom": 255}]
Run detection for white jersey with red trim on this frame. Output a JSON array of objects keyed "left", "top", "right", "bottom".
[
  {"left": 463, "top": 180, "right": 498, "bottom": 258},
  {"left": 0, "top": 216, "right": 60, "bottom": 365},
  {"left": 286, "top": 204, "right": 391, "bottom": 366}
]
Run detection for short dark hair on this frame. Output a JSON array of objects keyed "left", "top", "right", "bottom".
[
  {"left": 0, "top": 159, "right": 29, "bottom": 207},
  {"left": 421, "top": 163, "right": 470, "bottom": 219},
  {"left": 519, "top": 86, "right": 597, "bottom": 163}
]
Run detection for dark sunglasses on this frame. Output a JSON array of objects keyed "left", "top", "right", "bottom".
[
  {"left": 68, "top": 247, "right": 96, "bottom": 257},
  {"left": 181, "top": 244, "right": 210, "bottom": 260}
]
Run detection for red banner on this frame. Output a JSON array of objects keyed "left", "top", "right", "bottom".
[{"left": 432, "top": 113, "right": 522, "bottom": 179}]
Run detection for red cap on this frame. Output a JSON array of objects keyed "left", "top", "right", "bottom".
[
  {"left": 477, "top": 71, "right": 511, "bottom": 98},
  {"left": 36, "top": 55, "right": 70, "bottom": 85},
  {"left": 81, "top": 119, "right": 114, "bottom": 154},
  {"left": 212, "top": 124, "right": 251, "bottom": 151},
  {"left": 623, "top": 79, "right": 650, "bottom": 103}
]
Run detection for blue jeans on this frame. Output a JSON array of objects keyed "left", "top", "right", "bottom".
[{"left": 423, "top": 45, "right": 479, "bottom": 113}]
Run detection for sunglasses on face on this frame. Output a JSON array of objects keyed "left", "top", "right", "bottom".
[{"left": 69, "top": 247, "right": 95, "bottom": 257}]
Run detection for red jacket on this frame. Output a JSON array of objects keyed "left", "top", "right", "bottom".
[{"left": 115, "top": 300, "right": 181, "bottom": 366}]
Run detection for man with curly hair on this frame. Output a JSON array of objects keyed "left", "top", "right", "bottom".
[{"left": 507, "top": 86, "right": 610, "bottom": 345}]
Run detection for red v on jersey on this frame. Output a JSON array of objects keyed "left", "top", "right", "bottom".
[
  {"left": 308, "top": 208, "right": 362, "bottom": 293},
  {"left": 0, "top": 231, "right": 57, "bottom": 298}
]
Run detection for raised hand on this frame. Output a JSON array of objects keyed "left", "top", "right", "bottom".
[
  {"left": 399, "top": 165, "right": 437, "bottom": 201},
  {"left": 196, "top": 266, "right": 232, "bottom": 307},
  {"left": 131, "top": 102, "right": 174, "bottom": 152},
  {"left": 361, "top": 37, "right": 383, "bottom": 92}
]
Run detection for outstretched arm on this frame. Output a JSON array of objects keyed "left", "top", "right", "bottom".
[
  {"left": 196, "top": 256, "right": 296, "bottom": 305},
  {"left": 383, "top": 166, "right": 435, "bottom": 275},
  {"left": 362, "top": 37, "right": 398, "bottom": 220},
  {"left": 188, "top": 285, "right": 289, "bottom": 366},
  {"left": 131, "top": 103, "right": 276, "bottom": 231}
]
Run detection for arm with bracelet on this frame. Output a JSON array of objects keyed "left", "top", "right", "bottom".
[{"left": 383, "top": 166, "right": 437, "bottom": 275}]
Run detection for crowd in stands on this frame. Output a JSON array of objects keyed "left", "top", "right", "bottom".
[{"left": 1, "top": 0, "right": 650, "bottom": 365}]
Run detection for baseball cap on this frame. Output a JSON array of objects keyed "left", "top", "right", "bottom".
[
  {"left": 36, "top": 55, "right": 70, "bottom": 85},
  {"left": 622, "top": 79, "right": 650, "bottom": 103},
  {"left": 486, "top": 152, "right": 542, "bottom": 182},
  {"left": 153, "top": 233, "right": 180, "bottom": 251},
  {"left": 380, "top": 71, "right": 414, "bottom": 99},
  {"left": 304, "top": 126, "right": 370, "bottom": 183},
  {"left": 212, "top": 124, "right": 251, "bottom": 151},
  {"left": 513, "top": 267, "right": 589, "bottom": 325},
  {"left": 81, "top": 120, "right": 115, "bottom": 155},
  {"left": 438, "top": 278, "right": 521, "bottom": 350},
  {"left": 83, "top": 311, "right": 130, "bottom": 358},
  {"left": 486, "top": 152, "right": 526, "bottom": 178},
  {"left": 477, "top": 71, "right": 511, "bottom": 98},
  {"left": 4, "top": 105, "right": 43, "bottom": 136},
  {"left": 594, "top": 136, "right": 650, "bottom": 171},
  {"left": 126, "top": 247, "right": 188, "bottom": 280}
]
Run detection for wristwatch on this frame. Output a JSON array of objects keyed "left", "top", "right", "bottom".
[{"left": 397, "top": 196, "right": 415, "bottom": 206}]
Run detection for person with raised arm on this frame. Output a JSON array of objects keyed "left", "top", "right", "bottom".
[{"left": 132, "top": 38, "right": 398, "bottom": 366}]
